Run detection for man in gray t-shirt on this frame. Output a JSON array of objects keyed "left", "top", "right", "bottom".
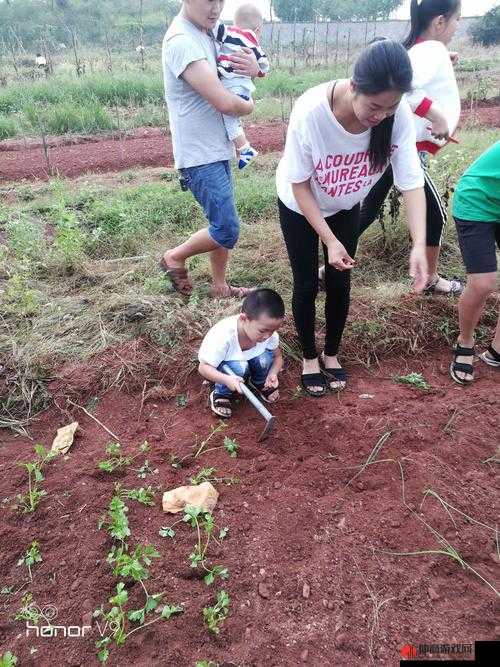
[{"left": 160, "top": 0, "right": 258, "bottom": 298}]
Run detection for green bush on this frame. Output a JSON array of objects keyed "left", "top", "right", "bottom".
[
  {"left": 45, "top": 102, "right": 115, "bottom": 135},
  {"left": 469, "top": 7, "right": 500, "bottom": 46},
  {"left": 0, "top": 115, "right": 17, "bottom": 140}
]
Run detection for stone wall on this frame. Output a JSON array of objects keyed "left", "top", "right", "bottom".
[{"left": 260, "top": 16, "right": 478, "bottom": 51}]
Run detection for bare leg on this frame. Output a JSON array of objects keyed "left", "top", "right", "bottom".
[
  {"left": 234, "top": 133, "right": 247, "bottom": 151},
  {"left": 455, "top": 273, "right": 497, "bottom": 380},
  {"left": 163, "top": 228, "right": 220, "bottom": 268},
  {"left": 209, "top": 245, "right": 229, "bottom": 292},
  {"left": 426, "top": 246, "right": 462, "bottom": 293},
  {"left": 426, "top": 246, "right": 440, "bottom": 284},
  {"left": 492, "top": 306, "right": 500, "bottom": 353}
]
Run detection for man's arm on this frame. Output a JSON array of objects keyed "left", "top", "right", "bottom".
[{"left": 183, "top": 59, "right": 254, "bottom": 116}]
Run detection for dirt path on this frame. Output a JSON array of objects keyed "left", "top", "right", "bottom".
[
  {"left": 1, "top": 105, "right": 498, "bottom": 182},
  {"left": 0, "top": 343, "right": 498, "bottom": 665}
]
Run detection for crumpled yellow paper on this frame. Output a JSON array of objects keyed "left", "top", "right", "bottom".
[
  {"left": 51, "top": 421, "right": 79, "bottom": 454},
  {"left": 162, "top": 481, "right": 219, "bottom": 514}
]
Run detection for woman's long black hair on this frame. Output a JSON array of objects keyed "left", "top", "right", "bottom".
[
  {"left": 352, "top": 40, "right": 413, "bottom": 170},
  {"left": 403, "top": 0, "right": 461, "bottom": 49}
]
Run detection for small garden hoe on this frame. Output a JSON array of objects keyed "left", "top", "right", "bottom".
[{"left": 222, "top": 364, "right": 276, "bottom": 442}]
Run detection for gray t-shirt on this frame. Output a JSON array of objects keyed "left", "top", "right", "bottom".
[{"left": 162, "top": 14, "right": 234, "bottom": 169}]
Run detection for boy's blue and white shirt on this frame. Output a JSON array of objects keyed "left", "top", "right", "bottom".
[
  {"left": 199, "top": 315, "right": 279, "bottom": 368},
  {"left": 214, "top": 22, "right": 269, "bottom": 88}
]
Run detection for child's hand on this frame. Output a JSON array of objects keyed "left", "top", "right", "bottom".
[
  {"left": 449, "top": 51, "right": 459, "bottom": 65},
  {"left": 264, "top": 373, "right": 279, "bottom": 389},
  {"left": 225, "top": 376, "right": 244, "bottom": 394}
]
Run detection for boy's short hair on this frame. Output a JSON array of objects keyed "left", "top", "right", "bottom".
[
  {"left": 234, "top": 3, "right": 263, "bottom": 29},
  {"left": 242, "top": 288, "right": 285, "bottom": 320}
]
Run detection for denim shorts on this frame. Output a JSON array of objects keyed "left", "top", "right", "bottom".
[
  {"left": 179, "top": 160, "right": 240, "bottom": 249},
  {"left": 455, "top": 217, "right": 500, "bottom": 274}
]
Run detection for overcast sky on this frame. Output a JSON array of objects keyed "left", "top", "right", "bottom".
[{"left": 222, "top": 0, "right": 500, "bottom": 20}]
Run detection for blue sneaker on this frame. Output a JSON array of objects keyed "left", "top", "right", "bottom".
[{"left": 238, "top": 146, "right": 258, "bottom": 170}]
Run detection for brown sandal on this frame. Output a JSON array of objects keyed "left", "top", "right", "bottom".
[
  {"left": 210, "top": 285, "right": 255, "bottom": 299},
  {"left": 159, "top": 257, "right": 192, "bottom": 296}
]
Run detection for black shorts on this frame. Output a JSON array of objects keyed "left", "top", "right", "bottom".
[{"left": 454, "top": 217, "right": 500, "bottom": 274}]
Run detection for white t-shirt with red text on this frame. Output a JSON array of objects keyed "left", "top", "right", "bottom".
[{"left": 276, "top": 82, "right": 424, "bottom": 216}]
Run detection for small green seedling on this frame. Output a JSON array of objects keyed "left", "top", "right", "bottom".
[
  {"left": 98, "top": 494, "right": 130, "bottom": 542},
  {"left": 118, "top": 485, "right": 155, "bottom": 506},
  {"left": 98, "top": 441, "right": 150, "bottom": 473},
  {"left": 15, "top": 445, "right": 58, "bottom": 514},
  {"left": 97, "top": 443, "right": 132, "bottom": 473},
  {"left": 14, "top": 593, "right": 42, "bottom": 624},
  {"left": 94, "top": 581, "right": 183, "bottom": 664},
  {"left": 190, "top": 467, "right": 217, "bottom": 485},
  {"left": 183, "top": 506, "right": 230, "bottom": 586},
  {"left": 203, "top": 590, "right": 230, "bottom": 635},
  {"left": 171, "top": 423, "right": 234, "bottom": 467},
  {"left": 175, "top": 394, "right": 188, "bottom": 408},
  {"left": 394, "top": 372, "right": 429, "bottom": 390},
  {"left": 136, "top": 460, "right": 159, "bottom": 479},
  {"left": 94, "top": 582, "right": 128, "bottom": 661},
  {"left": 223, "top": 437, "right": 238, "bottom": 458},
  {"left": 17, "top": 541, "right": 42, "bottom": 581},
  {"left": 193, "top": 423, "right": 227, "bottom": 458},
  {"left": 0, "top": 652, "right": 18, "bottom": 667},
  {"left": 107, "top": 544, "right": 160, "bottom": 582},
  {"left": 159, "top": 526, "right": 176, "bottom": 538}
]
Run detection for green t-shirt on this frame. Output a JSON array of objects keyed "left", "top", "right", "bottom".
[{"left": 452, "top": 140, "right": 500, "bottom": 223}]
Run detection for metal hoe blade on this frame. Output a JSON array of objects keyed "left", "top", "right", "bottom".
[{"left": 258, "top": 415, "right": 276, "bottom": 442}]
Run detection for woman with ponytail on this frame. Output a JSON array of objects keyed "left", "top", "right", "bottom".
[
  {"left": 276, "top": 40, "right": 428, "bottom": 396},
  {"left": 357, "top": 0, "right": 462, "bottom": 296}
]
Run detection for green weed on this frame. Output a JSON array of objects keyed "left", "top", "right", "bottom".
[
  {"left": 17, "top": 541, "right": 42, "bottom": 582},
  {"left": 203, "top": 590, "right": 230, "bottom": 635},
  {"left": 394, "top": 373, "right": 430, "bottom": 390},
  {"left": 0, "top": 651, "right": 18, "bottom": 667},
  {"left": 15, "top": 445, "right": 58, "bottom": 514}
]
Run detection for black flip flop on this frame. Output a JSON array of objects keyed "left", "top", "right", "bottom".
[
  {"left": 320, "top": 359, "right": 348, "bottom": 392},
  {"left": 301, "top": 372, "right": 328, "bottom": 397},
  {"left": 449, "top": 344, "right": 474, "bottom": 385}
]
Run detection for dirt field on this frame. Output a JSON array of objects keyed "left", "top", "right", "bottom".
[
  {"left": 1, "top": 341, "right": 498, "bottom": 666},
  {"left": 0, "top": 103, "right": 498, "bottom": 182}
]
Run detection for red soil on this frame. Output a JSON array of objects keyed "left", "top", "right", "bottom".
[
  {"left": 1, "top": 341, "right": 498, "bottom": 665},
  {"left": 0, "top": 104, "right": 498, "bottom": 182}
]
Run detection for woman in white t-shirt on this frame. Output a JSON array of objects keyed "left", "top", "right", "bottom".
[{"left": 276, "top": 40, "right": 428, "bottom": 396}]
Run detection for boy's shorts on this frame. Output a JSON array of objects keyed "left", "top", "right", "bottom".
[
  {"left": 179, "top": 160, "right": 240, "bottom": 249},
  {"left": 454, "top": 217, "right": 500, "bottom": 274}
]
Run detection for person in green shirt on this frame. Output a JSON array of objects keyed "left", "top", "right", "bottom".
[{"left": 450, "top": 140, "right": 500, "bottom": 384}]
